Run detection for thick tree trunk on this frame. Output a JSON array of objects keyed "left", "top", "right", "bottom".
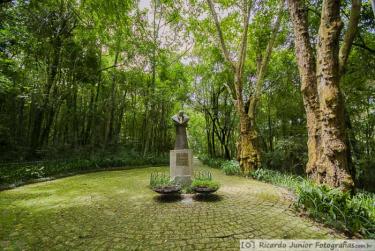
[
  {"left": 233, "top": 60, "right": 261, "bottom": 174},
  {"left": 237, "top": 109, "right": 260, "bottom": 175},
  {"left": 315, "top": 0, "right": 353, "bottom": 190},
  {"left": 288, "top": 0, "right": 358, "bottom": 190},
  {"left": 287, "top": 0, "right": 321, "bottom": 178}
]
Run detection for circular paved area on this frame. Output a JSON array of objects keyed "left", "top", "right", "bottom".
[{"left": 0, "top": 160, "right": 342, "bottom": 250}]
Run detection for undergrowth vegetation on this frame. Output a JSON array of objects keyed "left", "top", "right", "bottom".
[
  {"left": 200, "top": 156, "right": 375, "bottom": 238},
  {"left": 251, "top": 168, "right": 375, "bottom": 238},
  {"left": 0, "top": 153, "right": 168, "bottom": 187},
  {"left": 221, "top": 160, "right": 241, "bottom": 175},
  {"left": 251, "top": 168, "right": 305, "bottom": 188},
  {"left": 198, "top": 156, "right": 241, "bottom": 175},
  {"left": 295, "top": 181, "right": 375, "bottom": 238},
  {"left": 198, "top": 155, "right": 225, "bottom": 169}
]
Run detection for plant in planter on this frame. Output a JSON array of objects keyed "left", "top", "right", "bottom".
[
  {"left": 150, "top": 172, "right": 181, "bottom": 194},
  {"left": 191, "top": 171, "right": 220, "bottom": 194}
]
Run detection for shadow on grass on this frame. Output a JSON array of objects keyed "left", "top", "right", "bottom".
[
  {"left": 153, "top": 194, "right": 182, "bottom": 203},
  {"left": 193, "top": 193, "right": 223, "bottom": 202}
]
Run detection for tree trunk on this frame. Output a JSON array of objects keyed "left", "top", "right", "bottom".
[
  {"left": 267, "top": 98, "right": 273, "bottom": 152},
  {"left": 237, "top": 106, "right": 260, "bottom": 175},
  {"left": 207, "top": 0, "right": 281, "bottom": 173},
  {"left": 315, "top": 0, "right": 353, "bottom": 189},
  {"left": 287, "top": 0, "right": 321, "bottom": 178},
  {"left": 233, "top": 52, "right": 262, "bottom": 175},
  {"left": 105, "top": 51, "right": 119, "bottom": 146},
  {"left": 288, "top": 0, "right": 358, "bottom": 190}
]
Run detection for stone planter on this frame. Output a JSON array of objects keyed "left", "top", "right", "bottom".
[
  {"left": 192, "top": 186, "right": 218, "bottom": 194},
  {"left": 152, "top": 185, "right": 181, "bottom": 194}
]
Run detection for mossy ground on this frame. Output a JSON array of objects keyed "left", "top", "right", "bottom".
[{"left": 0, "top": 159, "right": 343, "bottom": 250}]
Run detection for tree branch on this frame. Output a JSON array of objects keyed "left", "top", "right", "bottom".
[
  {"left": 339, "top": 0, "right": 362, "bottom": 75},
  {"left": 248, "top": 1, "right": 283, "bottom": 119},
  {"left": 98, "top": 63, "right": 126, "bottom": 73},
  {"left": 352, "top": 42, "right": 375, "bottom": 54},
  {"left": 238, "top": 0, "right": 253, "bottom": 75},
  {"left": 287, "top": 0, "right": 317, "bottom": 99},
  {"left": 206, "top": 0, "right": 236, "bottom": 70}
]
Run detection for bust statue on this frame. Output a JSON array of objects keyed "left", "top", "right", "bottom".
[{"left": 172, "top": 110, "right": 189, "bottom": 149}]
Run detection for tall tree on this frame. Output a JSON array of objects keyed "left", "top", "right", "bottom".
[
  {"left": 287, "top": 0, "right": 361, "bottom": 190},
  {"left": 206, "top": 0, "right": 283, "bottom": 174}
]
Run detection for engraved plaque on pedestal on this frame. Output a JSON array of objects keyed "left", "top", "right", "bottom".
[
  {"left": 176, "top": 152, "right": 189, "bottom": 166},
  {"left": 170, "top": 149, "right": 193, "bottom": 186}
]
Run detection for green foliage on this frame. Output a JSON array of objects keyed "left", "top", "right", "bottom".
[
  {"left": 0, "top": 0, "right": 188, "bottom": 161},
  {"left": 149, "top": 172, "right": 174, "bottom": 188},
  {"left": 351, "top": 192, "right": 375, "bottom": 221},
  {"left": 251, "top": 168, "right": 305, "bottom": 189},
  {"left": 191, "top": 179, "right": 220, "bottom": 190},
  {"left": 261, "top": 137, "right": 307, "bottom": 174},
  {"left": 192, "top": 170, "right": 220, "bottom": 190},
  {"left": 198, "top": 156, "right": 241, "bottom": 176},
  {"left": 188, "top": 112, "right": 207, "bottom": 155},
  {"left": 296, "top": 183, "right": 375, "bottom": 238},
  {"left": 251, "top": 168, "right": 375, "bottom": 238},
  {"left": 0, "top": 0, "right": 373, "bottom": 200},
  {"left": 194, "top": 170, "right": 212, "bottom": 181},
  {"left": 0, "top": 153, "right": 168, "bottom": 187},
  {"left": 221, "top": 160, "right": 241, "bottom": 175},
  {"left": 182, "top": 185, "right": 194, "bottom": 194},
  {"left": 198, "top": 155, "right": 225, "bottom": 169}
]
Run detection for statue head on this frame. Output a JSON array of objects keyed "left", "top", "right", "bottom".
[{"left": 172, "top": 110, "right": 189, "bottom": 125}]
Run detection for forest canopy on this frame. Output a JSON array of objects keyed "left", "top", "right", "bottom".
[{"left": 0, "top": 0, "right": 374, "bottom": 191}]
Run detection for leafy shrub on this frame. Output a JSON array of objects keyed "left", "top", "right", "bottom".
[
  {"left": 191, "top": 179, "right": 220, "bottom": 190},
  {"left": 198, "top": 156, "right": 241, "bottom": 176},
  {"left": 261, "top": 137, "right": 307, "bottom": 175},
  {"left": 251, "top": 168, "right": 304, "bottom": 189},
  {"left": 250, "top": 167, "right": 375, "bottom": 238},
  {"left": 296, "top": 182, "right": 375, "bottom": 238},
  {"left": 351, "top": 192, "right": 375, "bottom": 221},
  {"left": 221, "top": 160, "right": 241, "bottom": 175},
  {"left": 198, "top": 155, "right": 225, "bottom": 169},
  {"left": 149, "top": 172, "right": 174, "bottom": 188},
  {"left": 25, "top": 165, "right": 45, "bottom": 179}
]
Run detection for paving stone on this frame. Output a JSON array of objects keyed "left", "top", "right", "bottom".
[{"left": 0, "top": 160, "right": 344, "bottom": 250}]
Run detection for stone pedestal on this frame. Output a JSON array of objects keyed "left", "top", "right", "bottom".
[{"left": 170, "top": 149, "right": 193, "bottom": 186}]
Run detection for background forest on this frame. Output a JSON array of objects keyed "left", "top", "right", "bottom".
[{"left": 0, "top": 0, "right": 374, "bottom": 191}]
